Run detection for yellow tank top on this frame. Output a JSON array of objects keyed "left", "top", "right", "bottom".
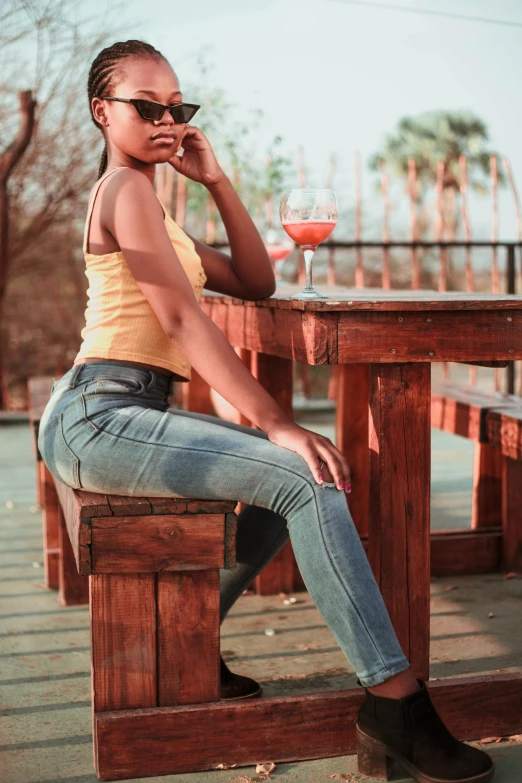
[{"left": 74, "top": 166, "right": 207, "bottom": 380}]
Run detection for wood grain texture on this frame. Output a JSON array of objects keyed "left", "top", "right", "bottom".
[
  {"left": 90, "top": 513, "right": 228, "bottom": 573},
  {"left": 57, "top": 508, "right": 89, "bottom": 606},
  {"left": 93, "top": 673, "right": 522, "bottom": 780},
  {"left": 431, "top": 382, "right": 520, "bottom": 442},
  {"left": 501, "top": 456, "right": 522, "bottom": 571},
  {"left": 90, "top": 573, "right": 157, "bottom": 712},
  {"left": 368, "top": 363, "right": 431, "bottom": 679},
  {"left": 486, "top": 406, "right": 522, "bottom": 459},
  {"left": 471, "top": 443, "right": 502, "bottom": 529},
  {"left": 40, "top": 462, "right": 60, "bottom": 590},
  {"left": 203, "top": 296, "right": 522, "bottom": 365},
  {"left": 202, "top": 285, "right": 522, "bottom": 311},
  {"left": 157, "top": 570, "right": 220, "bottom": 706},
  {"left": 360, "top": 529, "right": 502, "bottom": 575},
  {"left": 335, "top": 364, "right": 369, "bottom": 537}
]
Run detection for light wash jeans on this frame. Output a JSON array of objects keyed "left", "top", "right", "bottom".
[{"left": 37, "top": 359, "right": 410, "bottom": 687}]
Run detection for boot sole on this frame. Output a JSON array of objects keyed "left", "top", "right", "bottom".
[
  {"left": 221, "top": 685, "right": 263, "bottom": 701},
  {"left": 356, "top": 724, "right": 495, "bottom": 783}
]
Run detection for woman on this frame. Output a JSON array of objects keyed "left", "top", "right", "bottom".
[{"left": 38, "top": 40, "right": 494, "bottom": 783}]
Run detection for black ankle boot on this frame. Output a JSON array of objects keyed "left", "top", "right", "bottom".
[
  {"left": 356, "top": 678, "right": 495, "bottom": 782},
  {"left": 220, "top": 656, "right": 262, "bottom": 700}
]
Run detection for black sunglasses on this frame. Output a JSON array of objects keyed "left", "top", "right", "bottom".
[{"left": 102, "top": 97, "right": 200, "bottom": 123}]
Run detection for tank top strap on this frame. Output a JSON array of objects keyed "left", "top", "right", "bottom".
[{"left": 83, "top": 166, "right": 128, "bottom": 254}]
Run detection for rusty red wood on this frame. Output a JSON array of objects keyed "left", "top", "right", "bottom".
[{"left": 201, "top": 284, "right": 522, "bottom": 681}]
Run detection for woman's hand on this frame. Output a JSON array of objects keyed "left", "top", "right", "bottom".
[
  {"left": 168, "top": 125, "right": 225, "bottom": 188},
  {"left": 265, "top": 421, "right": 352, "bottom": 493}
]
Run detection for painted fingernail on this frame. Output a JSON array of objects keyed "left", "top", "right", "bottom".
[
  {"left": 339, "top": 480, "right": 345, "bottom": 489},
  {"left": 346, "top": 483, "right": 352, "bottom": 492},
  {"left": 318, "top": 475, "right": 324, "bottom": 484}
]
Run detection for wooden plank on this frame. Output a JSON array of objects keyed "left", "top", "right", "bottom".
[
  {"left": 202, "top": 286, "right": 522, "bottom": 311},
  {"left": 40, "top": 462, "right": 60, "bottom": 590},
  {"left": 368, "top": 362, "right": 431, "bottom": 680},
  {"left": 431, "top": 383, "right": 519, "bottom": 442},
  {"left": 94, "top": 673, "right": 522, "bottom": 780},
  {"left": 502, "top": 456, "right": 522, "bottom": 571},
  {"left": 157, "top": 570, "right": 220, "bottom": 706},
  {"left": 90, "top": 573, "right": 157, "bottom": 712},
  {"left": 471, "top": 443, "right": 502, "bottom": 529},
  {"left": 487, "top": 407, "right": 522, "bottom": 459},
  {"left": 359, "top": 529, "right": 502, "bottom": 576},
  {"left": 335, "top": 364, "right": 369, "bottom": 537},
  {"left": 204, "top": 300, "right": 522, "bottom": 365},
  {"left": 336, "top": 310, "right": 522, "bottom": 365},
  {"left": 57, "top": 508, "right": 89, "bottom": 606},
  {"left": 429, "top": 528, "right": 502, "bottom": 575},
  {"left": 90, "top": 513, "right": 228, "bottom": 573}
]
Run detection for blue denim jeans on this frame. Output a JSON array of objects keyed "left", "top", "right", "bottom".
[{"left": 37, "top": 359, "right": 410, "bottom": 687}]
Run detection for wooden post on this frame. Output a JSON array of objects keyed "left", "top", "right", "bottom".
[
  {"left": 354, "top": 151, "right": 364, "bottom": 288},
  {"left": 502, "top": 158, "right": 521, "bottom": 395},
  {"left": 435, "top": 161, "right": 447, "bottom": 292},
  {"left": 58, "top": 508, "right": 89, "bottom": 606},
  {"left": 335, "top": 364, "right": 369, "bottom": 537},
  {"left": 40, "top": 462, "right": 60, "bottom": 590},
  {"left": 459, "top": 155, "right": 477, "bottom": 385},
  {"left": 368, "top": 362, "right": 431, "bottom": 680},
  {"left": 380, "top": 159, "right": 391, "bottom": 289},
  {"left": 408, "top": 158, "right": 420, "bottom": 290}
]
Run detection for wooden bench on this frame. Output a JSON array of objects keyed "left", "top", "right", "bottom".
[
  {"left": 431, "top": 379, "right": 521, "bottom": 530},
  {"left": 26, "top": 376, "right": 522, "bottom": 778},
  {"left": 486, "top": 403, "right": 522, "bottom": 571},
  {"left": 28, "top": 376, "right": 61, "bottom": 592}
]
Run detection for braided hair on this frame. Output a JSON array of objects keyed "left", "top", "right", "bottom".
[{"left": 87, "top": 40, "right": 167, "bottom": 179}]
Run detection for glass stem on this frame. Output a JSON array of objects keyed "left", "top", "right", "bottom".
[{"left": 303, "top": 247, "right": 316, "bottom": 290}]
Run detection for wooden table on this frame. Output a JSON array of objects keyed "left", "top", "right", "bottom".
[{"left": 188, "top": 284, "right": 522, "bottom": 687}]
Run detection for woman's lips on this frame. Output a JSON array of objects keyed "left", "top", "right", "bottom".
[{"left": 151, "top": 136, "right": 176, "bottom": 144}]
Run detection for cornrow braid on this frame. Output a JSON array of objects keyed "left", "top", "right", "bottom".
[{"left": 87, "top": 40, "right": 167, "bottom": 179}]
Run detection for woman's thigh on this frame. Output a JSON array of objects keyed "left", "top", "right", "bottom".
[{"left": 49, "top": 391, "right": 319, "bottom": 518}]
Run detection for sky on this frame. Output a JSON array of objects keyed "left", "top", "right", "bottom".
[{"left": 26, "top": 0, "right": 522, "bottom": 239}]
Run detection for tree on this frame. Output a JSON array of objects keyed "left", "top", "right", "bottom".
[
  {"left": 370, "top": 110, "right": 502, "bottom": 239},
  {"left": 175, "top": 47, "right": 293, "bottom": 240},
  {"left": 0, "top": 0, "right": 125, "bottom": 408}
]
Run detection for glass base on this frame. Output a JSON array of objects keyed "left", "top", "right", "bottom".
[{"left": 291, "top": 287, "right": 328, "bottom": 300}]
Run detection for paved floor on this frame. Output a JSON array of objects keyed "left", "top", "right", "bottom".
[{"left": 1, "top": 415, "right": 522, "bottom": 783}]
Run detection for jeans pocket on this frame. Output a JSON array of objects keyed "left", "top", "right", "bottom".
[
  {"left": 40, "top": 412, "right": 83, "bottom": 490},
  {"left": 82, "top": 376, "right": 146, "bottom": 397}
]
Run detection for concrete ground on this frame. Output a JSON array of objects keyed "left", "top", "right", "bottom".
[{"left": 1, "top": 409, "right": 522, "bottom": 783}]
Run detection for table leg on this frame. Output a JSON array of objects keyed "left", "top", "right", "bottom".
[
  {"left": 368, "top": 362, "right": 431, "bottom": 680},
  {"left": 335, "top": 364, "right": 369, "bottom": 537}
]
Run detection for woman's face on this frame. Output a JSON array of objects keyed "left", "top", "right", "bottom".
[{"left": 93, "top": 57, "right": 186, "bottom": 166}]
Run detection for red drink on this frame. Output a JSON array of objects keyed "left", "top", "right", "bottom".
[
  {"left": 281, "top": 219, "right": 336, "bottom": 247},
  {"left": 265, "top": 245, "right": 293, "bottom": 262}
]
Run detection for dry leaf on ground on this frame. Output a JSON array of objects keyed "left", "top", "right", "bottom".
[{"left": 256, "top": 762, "right": 276, "bottom": 776}]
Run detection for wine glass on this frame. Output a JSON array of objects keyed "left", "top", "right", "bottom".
[
  {"left": 280, "top": 188, "right": 338, "bottom": 299},
  {"left": 263, "top": 227, "right": 294, "bottom": 284}
]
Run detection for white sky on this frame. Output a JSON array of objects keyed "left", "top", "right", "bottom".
[{"left": 29, "top": 0, "right": 522, "bottom": 238}]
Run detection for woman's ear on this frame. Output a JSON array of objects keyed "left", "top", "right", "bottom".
[{"left": 91, "top": 97, "right": 108, "bottom": 128}]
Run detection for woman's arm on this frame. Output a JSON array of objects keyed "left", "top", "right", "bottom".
[
  {"left": 102, "top": 152, "right": 351, "bottom": 490},
  {"left": 168, "top": 126, "right": 276, "bottom": 300}
]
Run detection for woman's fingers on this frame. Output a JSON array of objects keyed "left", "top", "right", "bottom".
[{"left": 316, "top": 444, "right": 351, "bottom": 492}]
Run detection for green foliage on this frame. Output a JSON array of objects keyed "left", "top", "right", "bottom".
[
  {"left": 369, "top": 110, "right": 503, "bottom": 197},
  {"left": 178, "top": 47, "right": 292, "bottom": 238}
]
